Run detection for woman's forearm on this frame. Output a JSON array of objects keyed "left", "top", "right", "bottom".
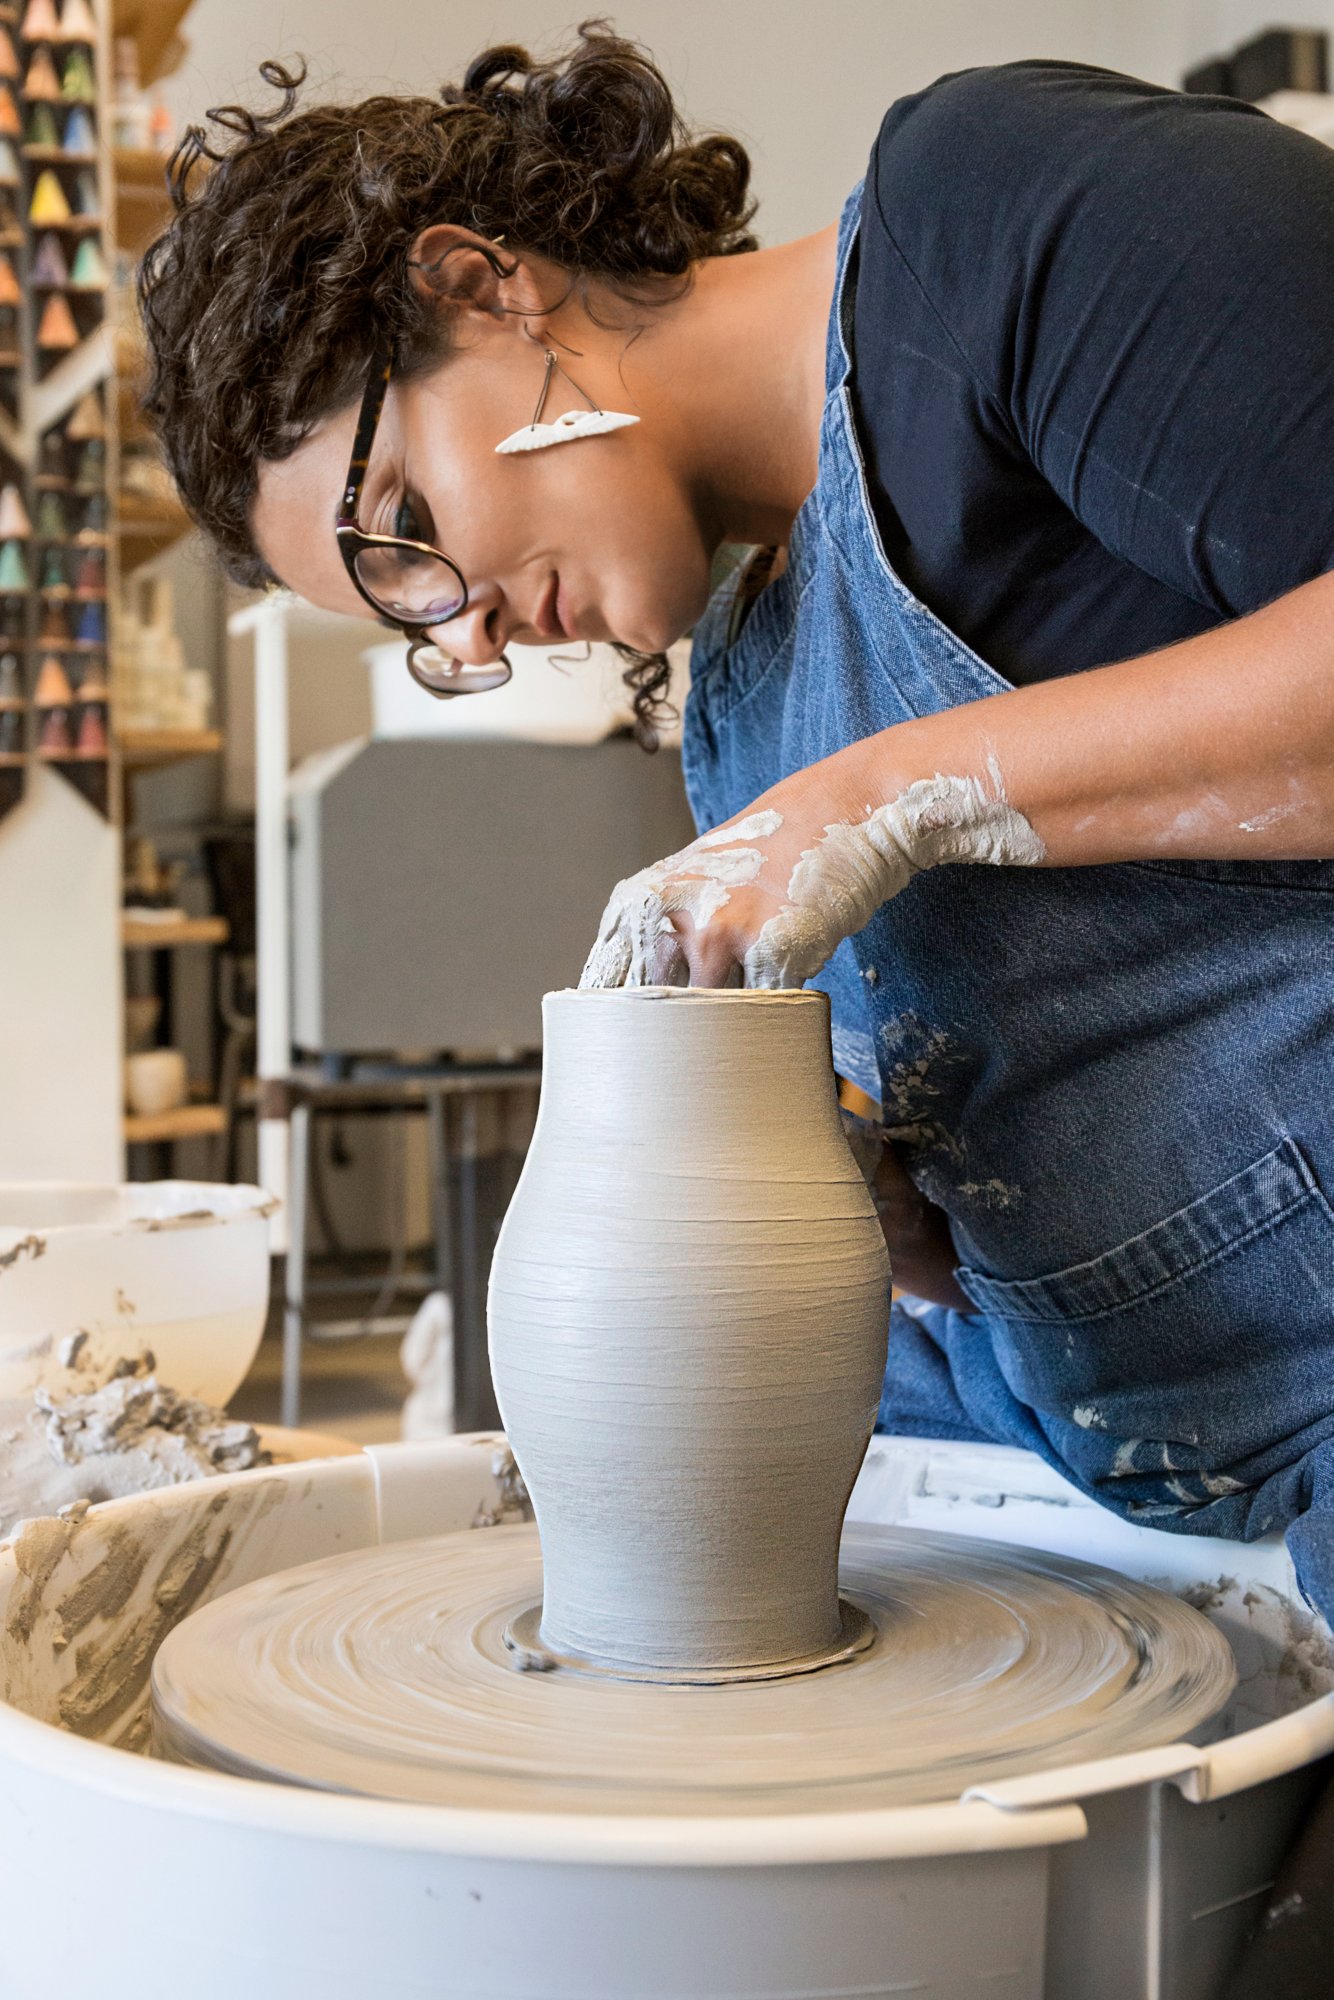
[{"left": 838, "top": 569, "right": 1334, "bottom": 867}]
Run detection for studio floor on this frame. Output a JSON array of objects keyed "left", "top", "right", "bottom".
[{"left": 230, "top": 1262, "right": 415, "bottom": 1447}]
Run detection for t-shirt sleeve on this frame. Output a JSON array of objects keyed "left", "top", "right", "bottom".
[{"left": 869, "top": 61, "right": 1334, "bottom": 618}]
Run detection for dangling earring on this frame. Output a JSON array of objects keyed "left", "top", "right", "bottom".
[{"left": 495, "top": 347, "right": 639, "bottom": 456}]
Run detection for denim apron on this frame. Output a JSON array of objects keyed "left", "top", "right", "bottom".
[{"left": 682, "top": 186, "right": 1334, "bottom": 1616}]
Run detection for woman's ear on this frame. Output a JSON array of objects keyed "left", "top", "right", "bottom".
[{"left": 407, "top": 224, "right": 522, "bottom": 319}]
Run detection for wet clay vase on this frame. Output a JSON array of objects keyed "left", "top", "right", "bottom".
[{"left": 488, "top": 987, "right": 890, "bottom": 1679}]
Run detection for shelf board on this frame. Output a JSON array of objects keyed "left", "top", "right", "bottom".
[
  {"left": 122, "top": 913, "right": 229, "bottom": 948},
  {"left": 110, "top": 0, "right": 193, "bottom": 88},
  {"left": 125, "top": 1101, "right": 226, "bottom": 1144},
  {"left": 118, "top": 726, "right": 222, "bottom": 769}
]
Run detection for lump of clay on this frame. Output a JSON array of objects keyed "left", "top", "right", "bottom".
[{"left": 0, "top": 1348, "right": 268, "bottom": 1538}]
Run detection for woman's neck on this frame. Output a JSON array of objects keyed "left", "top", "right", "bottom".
[{"left": 630, "top": 224, "right": 839, "bottom": 553}]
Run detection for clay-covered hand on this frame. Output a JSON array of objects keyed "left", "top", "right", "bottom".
[{"left": 579, "top": 746, "right": 1043, "bottom": 990}]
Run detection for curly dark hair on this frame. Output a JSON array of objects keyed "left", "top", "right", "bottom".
[{"left": 137, "top": 21, "right": 758, "bottom": 747}]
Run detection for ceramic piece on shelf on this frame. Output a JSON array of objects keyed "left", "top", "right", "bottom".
[
  {"left": 0, "top": 30, "right": 17, "bottom": 83},
  {"left": 56, "top": 0, "right": 97, "bottom": 44},
  {"left": 29, "top": 228, "right": 65, "bottom": 286},
  {"left": 37, "top": 703, "right": 72, "bottom": 755},
  {"left": 75, "top": 655, "right": 106, "bottom": 700},
  {"left": 74, "top": 699, "right": 105, "bottom": 755},
  {"left": 0, "top": 136, "right": 17, "bottom": 187},
  {"left": 28, "top": 166, "right": 69, "bottom": 223},
  {"left": 0, "top": 250, "right": 18, "bottom": 306},
  {"left": 22, "top": 47, "right": 61, "bottom": 104},
  {"left": 0, "top": 87, "right": 19, "bottom": 138},
  {"left": 70, "top": 166, "right": 96, "bottom": 215},
  {"left": 74, "top": 489, "right": 106, "bottom": 537},
  {"left": 22, "top": 99, "right": 58, "bottom": 148},
  {"left": 0, "top": 704, "right": 22, "bottom": 756},
  {"left": 37, "top": 600, "right": 69, "bottom": 641},
  {"left": 33, "top": 652, "right": 72, "bottom": 707},
  {"left": 64, "top": 388, "right": 102, "bottom": 439},
  {"left": 36, "top": 288, "right": 76, "bottom": 350},
  {"left": 73, "top": 598, "right": 102, "bottom": 643},
  {"left": 0, "top": 649, "right": 21, "bottom": 704},
  {"left": 72, "top": 545, "right": 102, "bottom": 592},
  {"left": 34, "top": 489, "right": 65, "bottom": 538},
  {"left": 59, "top": 43, "right": 95, "bottom": 103},
  {"left": 0, "top": 537, "right": 27, "bottom": 591},
  {"left": 0, "top": 483, "right": 28, "bottom": 538},
  {"left": 71, "top": 440, "right": 104, "bottom": 490},
  {"left": 67, "top": 232, "right": 105, "bottom": 288},
  {"left": 61, "top": 100, "right": 93, "bottom": 156},
  {"left": 21, "top": 0, "right": 60, "bottom": 40},
  {"left": 37, "top": 431, "right": 66, "bottom": 482},
  {"left": 38, "top": 546, "right": 65, "bottom": 592}
]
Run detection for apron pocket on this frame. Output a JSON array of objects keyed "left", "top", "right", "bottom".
[{"left": 953, "top": 1137, "right": 1334, "bottom": 1463}]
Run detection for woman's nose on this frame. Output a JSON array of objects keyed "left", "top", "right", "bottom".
[{"left": 429, "top": 580, "right": 508, "bottom": 666}]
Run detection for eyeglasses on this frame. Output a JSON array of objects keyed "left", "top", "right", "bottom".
[{"left": 334, "top": 338, "right": 512, "bottom": 699}]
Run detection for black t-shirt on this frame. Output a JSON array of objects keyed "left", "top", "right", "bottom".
[{"left": 852, "top": 60, "right": 1334, "bottom": 686}]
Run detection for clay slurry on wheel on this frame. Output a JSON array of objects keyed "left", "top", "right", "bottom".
[{"left": 150, "top": 1521, "right": 1236, "bottom": 1813}]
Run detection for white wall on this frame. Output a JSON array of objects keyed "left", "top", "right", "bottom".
[
  {"left": 0, "top": 769, "right": 121, "bottom": 1182},
  {"left": 162, "top": 0, "right": 1334, "bottom": 245}
]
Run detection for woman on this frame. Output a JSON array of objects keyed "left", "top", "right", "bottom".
[{"left": 141, "top": 29, "right": 1334, "bottom": 1612}]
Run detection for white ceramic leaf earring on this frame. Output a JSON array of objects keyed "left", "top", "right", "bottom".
[{"left": 496, "top": 348, "right": 639, "bottom": 456}]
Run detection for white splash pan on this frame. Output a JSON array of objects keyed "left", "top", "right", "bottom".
[
  {"left": 0, "top": 1433, "right": 1330, "bottom": 2000},
  {"left": 0, "top": 1181, "right": 275, "bottom": 1404}
]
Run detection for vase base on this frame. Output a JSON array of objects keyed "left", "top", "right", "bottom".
[{"left": 501, "top": 1597, "right": 877, "bottom": 1684}]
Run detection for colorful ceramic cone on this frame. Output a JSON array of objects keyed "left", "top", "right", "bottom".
[
  {"left": 36, "top": 288, "right": 77, "bottom": 349},
  {"left": 38, "top": 546, "right": 65, "bottom": 591},
  {"left": 73, "top": 545, "right": 102, "bottom": 591},
  {"left": 0, "top": 482, "right": 29, "bottom": 538},
  {"left": 76, "top": 491, "right": 107, "bottom": 538},
  {"left": 0, "top": 537, "right": 28, "bottom": 590},
  {"left": 71, "top": 167, "right": 96, "bottom": 216},
  {"left": 22, "top": 0, "right": 61, "bottom": 40},
  {"left": 33, "top": 651, "right": 72, "bottom": 706},
  {"left": 0, "top": 137, "right": 18, "bottom": 187},
  {"left": 0, "top": 88, "right": 20, "bottom": 139},
  {"left": 60, "top": 45, "right": 95, "bottom": 103},
  {"left": 22, "top": 47, "right": 62, "bottom": 103},
  {"left": 0, "top": 650, "right": 22, "bottom": 703},
  {"left": 30, "top": 228, "right": 66, "bottom": 284},
  {"left": 61, "top": 100, "right": 94, "bottom": 154},
  {"left": 23, "top": 99, "right": 59, "bottom": 148},
  {"left": 68, "top": 234, "right": 104, "bottom": 288},
  {"left": 73, "top": 598, "right": 102, "bottom": 643},
  {"left": 57, "top": 0, "right": 98, "bottom": 43},
  {"left": 0, "top": 31, "right": 18, "bottom": 84},
  {"left": 35, "top": 489, "right": 65, "bottom": 538},
  {"left": 65, "top": 389, "right": 102, "bottom": 439},
  {"left": 37, "top": 705, "right": 72, "bottom": 755},
  {"left": 74, "top": 701, "right": 104, "bottom": 755},
  {"left": 29, "top": 166, "right": 69, "bottom": 223},
  {"left": 0, "top": 252, "right": 17, "bottom": 308}
]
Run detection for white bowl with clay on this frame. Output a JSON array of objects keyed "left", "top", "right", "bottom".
[{"left": 0, "top": 1181, "right": 276, "bottom": 1405}]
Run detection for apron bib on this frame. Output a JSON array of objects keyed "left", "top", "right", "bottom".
[{"left": 682, "top": 186, "right": 1334, "bottom": 1613}]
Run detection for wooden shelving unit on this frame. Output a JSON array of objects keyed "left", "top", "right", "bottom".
[
  {"left": 118, "top": 724, "right": 221, "bottom": 769},
  {"left": 109, "top": 0, "right": 190, "bottom": 87},
  {"left": 122, "top": 911, "right": 228, "bottom": 948},
  {"left": 124, "top": 1100, "right": 225, "bottom": 1143}
]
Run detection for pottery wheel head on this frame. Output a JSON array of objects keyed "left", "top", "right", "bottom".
[{"left": 150, "top": 1523, "right": 1235, "bottom": 1816}]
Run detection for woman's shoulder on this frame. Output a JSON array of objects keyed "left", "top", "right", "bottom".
[{"left": 870, "top": 59, "right": 1269, "bottom": 232}]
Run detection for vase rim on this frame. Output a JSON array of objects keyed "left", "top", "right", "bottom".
[{"left": 552, "top": 987, "right": 825, "bottom": 1006}]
